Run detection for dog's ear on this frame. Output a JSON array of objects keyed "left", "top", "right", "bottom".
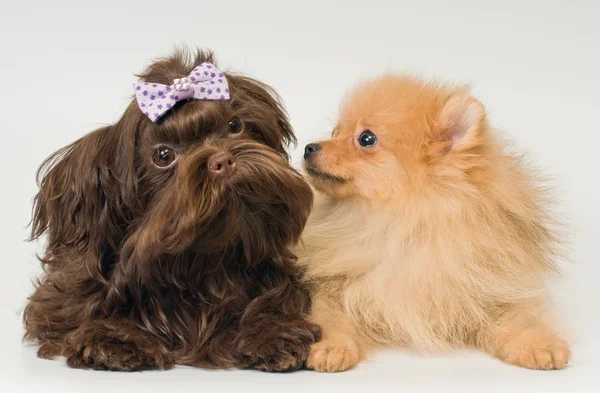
[
  {"left": 228, "top": 75, "right": 295, "bottom": 160},
  {"left": 436, "top": 94, "right": 486, "bottom": 153},
  {"left": 31, "top": 119, "right": 138, "bottom": 261}
]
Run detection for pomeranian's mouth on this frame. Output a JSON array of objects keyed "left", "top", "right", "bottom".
[{"left": 306, "top": 166, "right": 348, "bottom": 184}]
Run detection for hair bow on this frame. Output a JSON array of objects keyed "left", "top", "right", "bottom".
[{"left": 133, "top": 62, "right": 230, "bottom": 122}]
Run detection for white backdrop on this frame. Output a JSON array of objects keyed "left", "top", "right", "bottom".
[{"left": 1, "top": 1, "right": 599, "bottom": 392}]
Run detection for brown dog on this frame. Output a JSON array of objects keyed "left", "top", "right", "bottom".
[
  {"left": 23, "top": 50, "right": 320, "bottom": 371},
  {"left": 297, "top": 75, "right": 570, "bottom": 372}
]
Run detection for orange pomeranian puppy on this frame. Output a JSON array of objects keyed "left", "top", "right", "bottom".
[{"left": 296, "top": 75, "right": 570, "bottom": 372}]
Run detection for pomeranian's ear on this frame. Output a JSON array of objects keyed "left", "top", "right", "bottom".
[{"left": 437, "top": 94, "right": 486, "bottom": 152}]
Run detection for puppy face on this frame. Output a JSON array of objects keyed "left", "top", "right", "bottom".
[
  {"left": 303, "top": 75, "right": 486, "bottom": 203},
  {"left": 33, "top": 51, "right": 312, "bottom": 272}
]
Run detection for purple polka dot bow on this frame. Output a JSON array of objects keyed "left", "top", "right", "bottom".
[{"left": 133, "top": 62, "right": 230, "bottom": 122}]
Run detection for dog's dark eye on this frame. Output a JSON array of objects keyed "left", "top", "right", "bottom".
[
  {"left": 228, "top": 118, "right": 242, "bottom": 134},
  {"left": 358, "top": 130, "right": 377, "bottom": 147},
  {"left": 153, "top": 146, "right": 177, "bottom": 168}
]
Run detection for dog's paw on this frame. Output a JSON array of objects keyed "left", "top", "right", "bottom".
[
  {"left": 236, "top": 319, "right": 322, "bottom": 372},
  {"left": 496, "top": 328, "right": 570, "bottom": 370},
  {"left": 307, "top": 336, "right": 360, "bottom": 372},
  {"left": 65, "top": 340, "right": 168, "bottom": 371}
]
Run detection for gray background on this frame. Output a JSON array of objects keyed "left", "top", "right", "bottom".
[{"left": 1, "top": 0, "right": 598, "bottom": 392}]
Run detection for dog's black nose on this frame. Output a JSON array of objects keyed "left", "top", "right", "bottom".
[
  {"left": 304, "top": 143, "right": 322, "bottom": 159},
  {"left": 208, "top": 151, "right": 236, "bottom": 177}
]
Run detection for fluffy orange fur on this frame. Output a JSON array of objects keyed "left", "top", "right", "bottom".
[{"left": 296, "top": 75, "right": 570, "bottom": 372}]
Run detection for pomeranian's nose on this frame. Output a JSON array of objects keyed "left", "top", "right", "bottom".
[
  {"left": 304, "top": 143, "right": 322, "bottom": 159},
  {"left": 208, "top": 152, "right": 236, "bottom": 177}
]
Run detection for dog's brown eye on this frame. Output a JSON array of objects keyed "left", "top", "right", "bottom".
[
  {"left": 153, "top": 146, "right": 177, "bottom": 167},
  {"left": 228, "top": 118, "right": 242, "bottom": 134},
  {"left": 358, "top": 130, "right": 377, "bottom": 147}
]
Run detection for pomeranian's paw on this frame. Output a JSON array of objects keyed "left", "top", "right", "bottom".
[
  {"left": 307, "top": 336, "right": 360, "bottom": 372},
  {"left": 497, "top": 328, "right": 570, "bottom": 370}
]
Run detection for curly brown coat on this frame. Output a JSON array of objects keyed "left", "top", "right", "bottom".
[{"left": 23, "top": 49, "right": 320, "bottom": 372}]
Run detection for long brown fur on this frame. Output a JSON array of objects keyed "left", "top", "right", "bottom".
[
  {"left": 296, "top": 75, "right": 570, "bottom": 372},
  {"left": 23, "top": 49, "right": 321, "bottom": 372}
]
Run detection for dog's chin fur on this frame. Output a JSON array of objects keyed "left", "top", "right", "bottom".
[
  {"left": 297, "top": 75, "right": 570, "bottom": 372},
  {"left": 23, "top": 49, "right": 321, "bottom": 372}
]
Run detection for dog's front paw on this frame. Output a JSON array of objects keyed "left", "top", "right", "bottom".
[
  {"left": 65, "top": 339, "right": 170, "bottom": 371},
  {"left": 63, "top": 320, "right": 174, "bottom": 371},
  {"left": 236, "top": 319, "right": 321, "bottom": 372},
  {"left": 496, "top": 328, "right": 570, "bottom": 370},
  {"left": 66, "top": 340, "right": 160, "bottom": 371},
  {"left": 307, "top": 336, "right": 360, "bottom": 372}
]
